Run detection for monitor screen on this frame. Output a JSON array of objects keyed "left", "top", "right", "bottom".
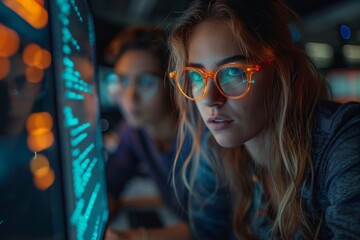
[
  {"left": 98, "top": 65, "right": 119, "bottom": 112},
  {"left": 0, "top": 0, "right": 108, "bottom": 239},
  {"left": 326, "top": 68, "right": 360, "bottom": 103}
]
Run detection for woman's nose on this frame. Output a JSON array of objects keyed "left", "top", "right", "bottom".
[
  {"left": 123, "top": 83, "right": 138, "bottom": 101},
  {"left": 201, "top": 78, "right": 226, "bottom": 107}
]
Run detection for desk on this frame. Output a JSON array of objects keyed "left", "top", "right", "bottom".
[{"left": 108, "top": 177, "right": 182, "bottom": 231}]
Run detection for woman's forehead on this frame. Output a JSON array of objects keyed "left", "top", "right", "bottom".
[
  {"left": 115, "top": 50, "right": 163, "bottom": 74},
  {"left": 187, "top": 20, "right": 245, "bottom": 67}
]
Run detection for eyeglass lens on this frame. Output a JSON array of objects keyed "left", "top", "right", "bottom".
[
  {"left": 117, "top": 73, "right": 160, "bottom": 99},
  {"left": 178, "top": 65, "right": 249, "bottom": 99}
]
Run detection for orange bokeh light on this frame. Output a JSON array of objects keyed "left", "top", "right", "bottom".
[
  {"left": 23, "top": 43, "right": 42, "bottom": 67},
  {"left": 26, "top": 112, "right": 54, "bottom": 152},
  {"left": 25, "top": 66, "right": 44, "bottom": 83},
  {"left": 26, "top": 112, "right": 53, "bottom": 133},
  {"left": 38, "top": 49, "right": 51, "bottom": 69},
  {"left": 0, "top": 57, "right": 10, "bottom": 80},
  {"left": 3, "top": 0, "right": 48, "bottom": 29},
  {"left": 34, "top": 168, "right": 55, "bottom": 190},
  {"left": 27, "top": 130, "right": 54, "bottom": 152},
  {"left": 23, "top": 44, "right": 51, "bottom": 70},
  {"left": 0, "top": 24, "right": 20, "bottom": 58},
  {"left": 30, "top": 153, "right": 50, "bottom": 175},
  {"left": 34, "top": 0, "right": 44, "bottom": 6}
]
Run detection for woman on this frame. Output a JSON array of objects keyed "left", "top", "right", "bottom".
[
  {"left": 168, "top": 0, "right": 360, "bottom": 239},
  {"left": 104, "top": 25, "right": 190, "bottom": 240}
]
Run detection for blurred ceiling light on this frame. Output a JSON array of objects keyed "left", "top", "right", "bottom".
[
  {"left": 305, "top": 42, "right": 334, "bottom": 68},
  {"left": 343, "top": 45, "right": 360, "bottom": 63},
  {"left": 288, "top": 23, "right": 301, "bottom": 42},
  {"left": 340, "top": 24, "right": 351, "bottom": 40},
  {"left": 3, "top": 0, "right": 48, "bottom": 29}
]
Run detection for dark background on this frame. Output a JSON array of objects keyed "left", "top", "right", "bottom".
[{"left": 88, "top": 0, "right": 360, "bottom": 68}]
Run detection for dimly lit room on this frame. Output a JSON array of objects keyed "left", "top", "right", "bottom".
[{"left": 1, "top": 0, "right": 359, "bottom": 239}]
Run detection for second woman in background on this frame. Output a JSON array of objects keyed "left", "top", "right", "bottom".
[{"left": 104, "top": 25, "right": 190, "bottom": 240}]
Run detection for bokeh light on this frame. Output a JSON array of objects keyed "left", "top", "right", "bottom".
[
  {"left": 23, "top": 44, "right": 52, "bottom": 70},
  {"left": 30, "top": 153, "right": 50, "bottom": 175},
  {"left": 25, "top": 66, "right": 44, "bottom": 83},
  {"left": 3, "top": 0, "right": 48, "bottom": 29},
  {"left": 26, "top": 112, "right": 54, "bottom": 152},
  {"left": 34, "top": 0, "right": 44, "bottom": 6},
  {"left": 340, "top": 24, "right": 351, "bottom": 40},
  {"left": 0, "top": 24, "right": 20, "bottom": 58},
  {"left": 0, "top": 57, "right": 10, "bottom": 80},
  {"left": 27, "top": 130, "right": 54, "bottom": 152},
  {"left": 26, "top": 112, "right": 53, "bottom": 132},
  {"left": 38, "top": 49, "right": 52, "bottom": 69},
  {"left": 33, "top": 168, "right": 55, "bottom": 190},
  {"left": 23, "top": 43, "right": 42, "bottom": 67}
]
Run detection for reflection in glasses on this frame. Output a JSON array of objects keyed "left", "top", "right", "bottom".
[
  {"left": 169, "top": 60, "right": 272, "bottom": 101},
  {"left": 114, "top": 72, "right": 161, "bottom": 100}
]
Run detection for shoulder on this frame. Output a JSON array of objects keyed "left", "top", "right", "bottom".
[
  {"left": 311, "top": 101, "right": 360, "bottom": 238},
  {"left": 312, "top": 100, "right": 360, "bottom": 185},
  {"left": 313, "top": 101, "right": 360, "bottom": 151},
  {"left": 314, "top": 101, "right": 360, "bottom": 134}
]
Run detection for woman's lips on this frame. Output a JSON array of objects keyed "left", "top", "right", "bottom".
[{"left": 206, "top": 116, "right": 233, "bottom": 131}]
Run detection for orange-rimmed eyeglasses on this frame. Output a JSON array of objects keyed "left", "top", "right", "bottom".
[{"left": 169, "top": 60, "right": 272, "bottom": 101}]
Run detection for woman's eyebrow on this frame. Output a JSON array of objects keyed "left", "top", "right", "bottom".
[
  {"left": 216, "top": 55, "right": 246, "bottom": 66},
  {"left": 187, "top": 55, "right": 246, "bottom": 69},
  {"left": 187, "top": 62, "right": 203, "bottom": 68}
]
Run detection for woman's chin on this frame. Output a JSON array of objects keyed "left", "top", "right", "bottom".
[
  {"left": 126, "top": 117, "right": 145, "bottom": 128},
  {"left": 213, "top": 134, "right": 240, "bottom": 148}
]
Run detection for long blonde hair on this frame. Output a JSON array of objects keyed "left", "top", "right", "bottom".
[{"left": 169, "top": 0, "right": 329, "bottom": 239}]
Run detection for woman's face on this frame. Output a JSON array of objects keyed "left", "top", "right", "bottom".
[
  {"left": 188, "top": 20, "right": 275, "bottom": 148},
  {"left": 114, "top": 50, "right": 172, "bottom": 128}
]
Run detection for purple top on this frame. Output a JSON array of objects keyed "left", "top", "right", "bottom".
[{"left": 106, "top": 121, "right": 188, "bottom": 220}]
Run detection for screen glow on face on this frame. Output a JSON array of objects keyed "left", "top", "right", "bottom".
[
  {"left": 170, "top": 62, "right": 262, "bottom": 101},
  {"left": 117, "top": 73, "right": 161, "bottom": 100}
]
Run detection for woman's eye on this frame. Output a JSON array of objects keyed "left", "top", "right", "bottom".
[
  {"left": 139, "top": 75, "right": 157, "bottom": 86},
  {"left": 189, "top": 71, "right": 202, "bottom": 82},
  {"left": 118, "top": 76, "right": 133, "bottom": 87},
  {"left": 225, "top": 67, "right": 243, "bottom": 77}
]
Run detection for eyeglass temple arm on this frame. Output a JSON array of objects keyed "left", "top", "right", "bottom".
[{"left": 169, "top": 72, "right": 176, "bottom": 79}]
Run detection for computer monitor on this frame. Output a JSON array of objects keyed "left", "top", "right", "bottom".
[
  {"left": 0, "top": 0, "right": 108, "bottom": 239},
  {"left": 326, "top": 68, "right": 360, "bottom": 103},
  {"left": 98, "top": 65, "right": 119, "bottom": 113}
]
